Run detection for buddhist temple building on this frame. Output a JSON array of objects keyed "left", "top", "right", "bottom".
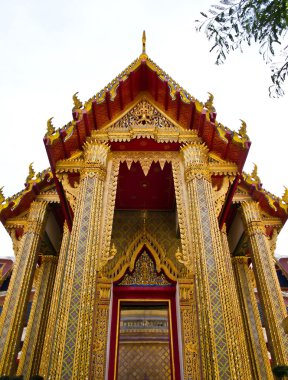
[{"left": 1, "top": 34, "right": 288, "bottom": 379}]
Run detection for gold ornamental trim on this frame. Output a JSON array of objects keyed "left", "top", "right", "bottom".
[
  {"left": 102, "top": 230, "right": 181, "bottom": 283},
  {"left": 0, "top": 169, "right": 53, "bottom": 215},
  {"left": 91, "top": 97, "right": 200, "bottom": 144},
  {"left": 209, "top": 162, "right": 238, "bottom": 176},
  {"left": 5, "top": 217, "right": 27, "bottom": 230}
]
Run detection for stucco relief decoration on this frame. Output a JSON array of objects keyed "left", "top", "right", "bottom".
[
  {"left": 98, "top": 99, "right": 199, "bottom": 144},
  {"left": 112, "top": 100, "right": 173, "bottom": 130},
  {"left": 213, "top": 176, "right": 233, "bottom": 217},
  {"left": 57, "top": 174, "right": 79, "bottom": 211}
]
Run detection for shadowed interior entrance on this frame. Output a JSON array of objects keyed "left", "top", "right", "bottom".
[{"left": 118, "top": 302, "right": 171, "bottom": 380}]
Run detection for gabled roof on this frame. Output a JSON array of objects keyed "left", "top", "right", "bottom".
[
  {"left": 44, "top": 35, "right": 251, "bottom": 172},
  {"left": 0, "top": 169, "right": 53, "bottom": 224}
]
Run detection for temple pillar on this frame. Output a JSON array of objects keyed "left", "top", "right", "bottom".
[
  {"left": 0, "top": 200, "right": 48, "bottom": 375},
  {"left": 178, "top": 279, "right": 200, "bottom": 380},
  {"left": 232, "top": 256, "right": 273, "bottom": 379},
  {"left": 89, "top": 279, "right": 112, "bottom": 379},
  {"left": 47, "top": 141, "right": 119, "bottom": 380},
  {"left": 181, "top": 142, "right": 248, "bottom": 379},
  {"left": 17, "top": 255, "right": 58, "bottom": 378},
  {"left": 39, "top": 223, "right": 70, "bottom": 378},
  {"left": 241, "top": 200, "right": 288, "bottom": 366},
  {"left": 220, "top": 226, "right": 252, "bottom": 378}
]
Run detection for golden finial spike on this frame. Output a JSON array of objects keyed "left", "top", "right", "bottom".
[
  {"left": 239, "top": 119, "right": 248, "bottom": 139},
  {"left": 204, "top": 92, "right": 216, "bottom": 113},
  {"left": 0, "top": 187, "right": 5, "bottom": 204},
  {"left": 282, "top": 187, "right": 288, "bottom": 204},
  {"left": 251, "top": 163, "right": 258, "bottom": 179},
  {"left": 46, "top": 117, "right": 55, "bottom": 135},
  {"left": 110, "top": 243, "right": 117, "bottom": 257},
  {"left": 26, "top": 162, "right": 35, "bottom": 183},
  {"left": 250, "top": 163, "right": 261, "bottom": 184},
  {"left": 142, "top": 30, "right": 146, "bottom": 54},
  {"left": 72, "top": 92, "right": 83, "bottom": 110},
  {"left": 175, "top": 247, "right": 181, "bottom": 260}
]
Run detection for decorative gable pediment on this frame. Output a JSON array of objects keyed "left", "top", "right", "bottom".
[{"left": 91, "top": 97, "right": 199, "bottom": 144}]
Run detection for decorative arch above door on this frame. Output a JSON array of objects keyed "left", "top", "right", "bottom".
[{"left": 107, "top": 246, "right": 182, "bottom": 380}]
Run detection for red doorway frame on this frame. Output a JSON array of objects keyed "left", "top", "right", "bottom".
[{"left": 108, "top": 285, "right": 181, "bottom": 380}]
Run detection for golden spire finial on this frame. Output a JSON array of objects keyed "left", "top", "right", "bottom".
[
  {"left": 204, "top": 92, "right": 216, "bottom": 113},
  {"left": 110, "top": 243, "right": 117, "bottom": 257},
  {"left": 142, "top": 30, "right": 146, "bottom": 54},
  {"left": 239, "top": 119, "right": 248, "bottom": 139},
  {"left": 140, "top": 30, "right": 148, "bottom": 58},
  {"left": 251, "top": 163, "right": 258, "bottom": 178},
  {"left": 282, "top": 187, "right": 288, "bottom": 204},
  {"left": 250, "top": 163, "right": 261, "bottom": 183},
  {"left": 175, "top": 247, "right": 181, "bottom": 260},
  {"left": 0, "top": 187, "right": 5, "bottom": 204},
  {"left": 46, "top": 117, "right": 55, "bottom": 135},
  {"left": 72, "top": 92, "right": 83, "bottom": 110},
  {"left": 26, "top": 162, "right": 35, "bottom": 183}
]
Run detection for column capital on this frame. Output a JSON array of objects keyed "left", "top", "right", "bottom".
[
  {"left": 24, "top": 201, "right": 48, "bottom": 234},
  {"left": 181, "top": 142, "right": 210, "bottom": 182},
  {"left": 82, "top": 140, "right": 110, "bottom": 179},
  {"left": 241, "top": 200, "right": 262, "bottom": 222},
  {"left": 240, "top": 201, "right": 267, "bottom": 236}
]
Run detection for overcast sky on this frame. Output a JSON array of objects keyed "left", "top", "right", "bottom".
[{"left": 1, "top": 0, "right": 288, "bottom": 259}]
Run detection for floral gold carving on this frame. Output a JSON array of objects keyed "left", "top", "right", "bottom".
[
  {"left": 57, "top": 174, "right": 79, "bottom": 211},
  {"left": 119, "top": 250, "right": 171, "bottom": 286},
  {"left": 213, "top": 176, "right": 233, "bottom": 217},
  {"left": 91, "top": 98, "right": 199, "bottom": 144}
]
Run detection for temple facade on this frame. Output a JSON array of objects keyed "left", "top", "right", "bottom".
[{"left": 0, "top": 36, "right": 288, "bottom": 379}]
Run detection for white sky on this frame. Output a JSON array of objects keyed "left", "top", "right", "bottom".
[{"left": 0, "top": 0, "right": 288, "bottom": 259}]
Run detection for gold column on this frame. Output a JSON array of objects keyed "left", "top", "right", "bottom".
[
  {"left": 232, "top": 256, "right": 273, "bottom": 379},
  {"left": 0, "top": 201, "right": 47, "bottom": 375},
  {"left": 39, "top": 223, "right": 70, "bottom": 378},
  {"left": 17, "top": 255, "right": 58, "bottom": 378},
  {"left": 178, "top": 279, "right": 201, "bottom": 380},
  {"left": 89, "top": 279, "right": 111, "bottom": 379},
  {"left": 220, "top": 226, "right": 252, "bottom": 378},
  {"left": 182, "top": 142, "right": 248, "bottom": 379},
  {"left": 241, "top": 201, "right": 288, "bottom": 366},
  {"left": 47, "top": 141, "right": 118, "bottom": 380}
]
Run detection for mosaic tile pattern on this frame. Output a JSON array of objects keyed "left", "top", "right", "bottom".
[
  {"left": 109, "top": 210, "right": 181, "bottom": 271},
  {"left": 0, "top": 233, "right": 33, "bottom": 356},
  {"left": 239, "top": 265, "right": 267, "bottom": 378},
  {"left": 61, "top": 178, "right": 95, "bottom": 379},
  {"left": 256, "top": 234, "right": 288, "bottom": 356},
  {"left": 118, "top": 343, "right": 171, "bottom": 380},
  {"left": 197, "top": 179, "right": 231, "bottom": 379}
]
